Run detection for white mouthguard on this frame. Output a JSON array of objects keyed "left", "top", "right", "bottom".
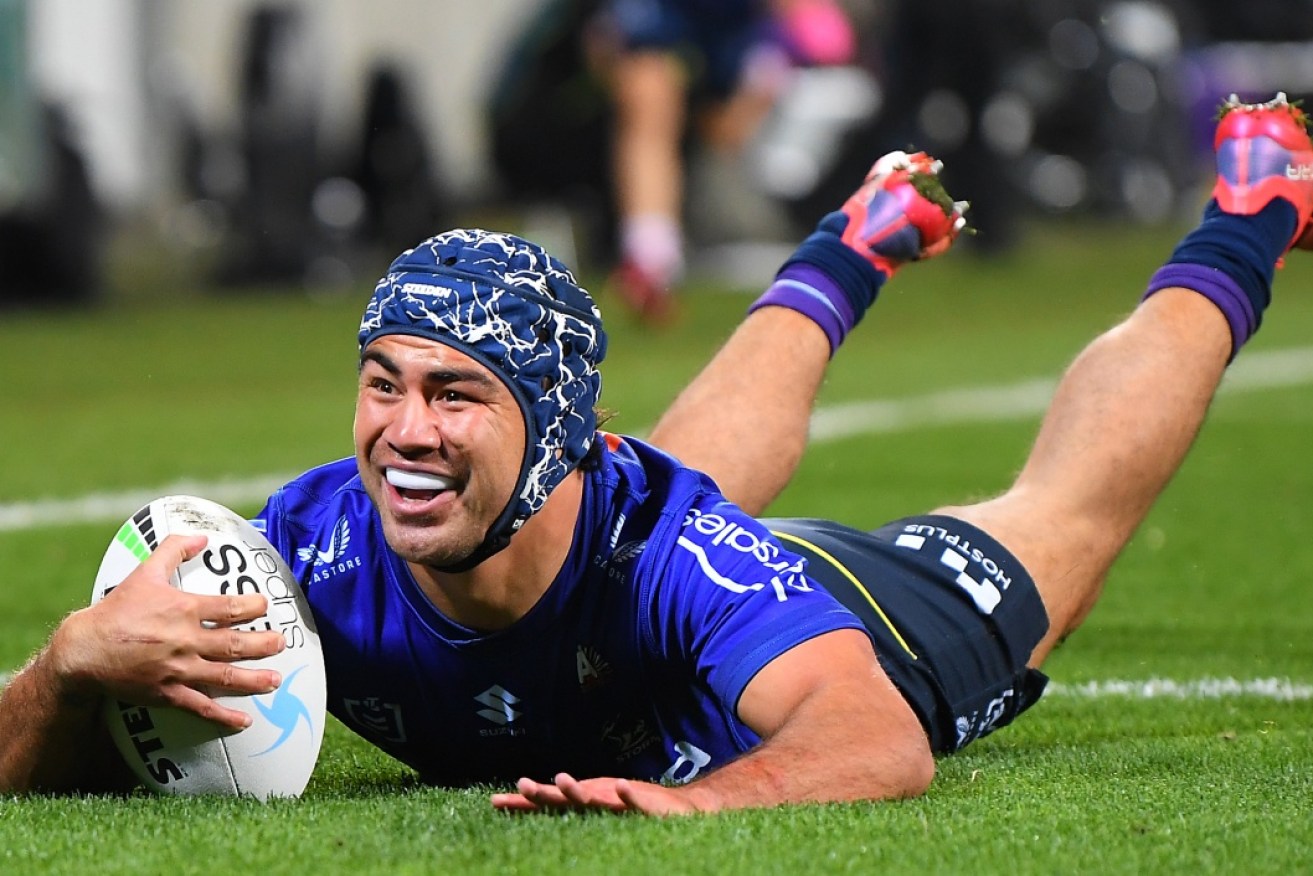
[{"left": 386, "top": 469, "right": 455, "bottom": 491}]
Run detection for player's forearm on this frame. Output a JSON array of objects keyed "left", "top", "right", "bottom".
[
  {"left": 0, "top": 641, "right": 106, "bottom": 793},
  {"left": 677, "top": 684, "right": 935, "bottom": 811},
  {"left": 679, "top": 738, "right": 932, "bottom": 812}
]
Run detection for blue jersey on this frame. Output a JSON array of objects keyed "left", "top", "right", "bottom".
[{"left": 254, "top": 434, "right": 864, "bottom": 786}]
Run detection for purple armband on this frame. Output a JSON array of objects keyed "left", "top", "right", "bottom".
[{"left": 748, "top": 224, "right": 888, "bottom": 356}]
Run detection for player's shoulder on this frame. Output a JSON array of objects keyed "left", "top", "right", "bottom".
[
  {"left": 255, "top": 458, "right": 373, "bottom": 555},
  {"left": 273, "top": 458, "right": 365, "bottom": 511},
  {"left": 597, "top": 434, "right": 787, "bottom": 573},
  {"left": 597, "top": 432, "right": 721, "bottom": 505},
  {"left": 582, "top": 433, "right": 733, "bottom": 578}
]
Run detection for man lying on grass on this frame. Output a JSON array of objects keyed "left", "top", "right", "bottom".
[{"left": 2, "top": 94, "right": 1310, "bottom": 814}]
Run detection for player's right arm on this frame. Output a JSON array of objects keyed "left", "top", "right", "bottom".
[
  {"left": 0, "top": 535, "right": 285, "bottom": 794},
  {"left": 0, "top": 640, "right": 131, "bottom": 793}
]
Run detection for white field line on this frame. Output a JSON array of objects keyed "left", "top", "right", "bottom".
[
  {"left": 3, "top": 346, "right": 1313, "bottom": 535},
  {"left": 808, "top": 344, "right": 1313, "bottom": 442},
  {"left": 1045, "top": 677, "right": 1313, "bottom": 701},
  {"left": 0, "top": 474, "right": 295, "bottom": 534}
]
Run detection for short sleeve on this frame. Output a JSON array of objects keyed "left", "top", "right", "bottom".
[{"left": 642, "top": 497, "right": 866, "bottom": 713}]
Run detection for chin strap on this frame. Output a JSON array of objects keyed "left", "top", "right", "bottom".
[{"left": 428, "top": 500, "right": 526, "bottom": 573}]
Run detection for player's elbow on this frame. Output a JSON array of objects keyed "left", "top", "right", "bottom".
[
  {"left": 840, "top": 733, "right": 936, "bottom": 802},
  {"left": 902, "top": 744, "right": 936, "bottom": 798},
  {"left": 883, "top": 735, "right": 936, "bottom": 800}
]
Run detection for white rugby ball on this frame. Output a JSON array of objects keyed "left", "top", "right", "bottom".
[{"left": 91, "top": 495, "right": 326, "bottom": 800}]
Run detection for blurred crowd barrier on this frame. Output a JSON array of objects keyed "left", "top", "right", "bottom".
[{"left": 2, "top": 0, "right": 1312, "bottom": 306}]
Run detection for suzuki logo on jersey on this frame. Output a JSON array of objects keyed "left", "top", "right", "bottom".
[
  {"left": 678, "top": 508, "right": 812, "bottom": 602},
  {"left": 298, "top": 515, "right": 361, "bottom": 583},
  {"left": 475, "top": 685, "right": 523, "bottom": 726}
]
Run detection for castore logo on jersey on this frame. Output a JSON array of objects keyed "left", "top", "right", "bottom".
[{"left": 297, "top": 515, "right": 362, "bottom": 583}]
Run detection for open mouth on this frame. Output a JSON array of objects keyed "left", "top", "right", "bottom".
[{"left": 386, "top": 468, "right": 456, "bottom": 502}]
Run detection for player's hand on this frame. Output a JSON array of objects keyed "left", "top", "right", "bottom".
[
  {"left": 49, "top": 534, "right": 285, "bottom": 730},
  {"left": 491, "top": 772, "right": 708, "bottom": 816}
]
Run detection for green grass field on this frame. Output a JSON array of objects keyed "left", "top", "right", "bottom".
[{"left": 1, "top": 218, "right": 1311, "bottom": 874}]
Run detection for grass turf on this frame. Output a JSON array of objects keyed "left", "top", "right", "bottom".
[{"left": 1, "top": 217, "right": 1311, "bottom": 873}]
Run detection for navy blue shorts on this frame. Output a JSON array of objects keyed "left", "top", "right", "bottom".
[
  {"left": 605, "top": 0, "right": 764, "bottom": 97},
  {"left": 764, "top": 514, "right": 1051, "bottom": 754}
]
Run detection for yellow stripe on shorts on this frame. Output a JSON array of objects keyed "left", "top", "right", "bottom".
[{"left": 771, "top": 529, "right": 918, "bottom": 660}]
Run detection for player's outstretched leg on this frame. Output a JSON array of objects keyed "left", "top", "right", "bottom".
[
  {"left": 937, "top": 93, "right": 1313, "bottom": 663},
  {"left": 649, "top": 151, "right": 968, "bottom": 514}
]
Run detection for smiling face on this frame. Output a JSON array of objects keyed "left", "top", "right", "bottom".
[{"left": 353, "top": 334, "right": 527, "bottom": 568}]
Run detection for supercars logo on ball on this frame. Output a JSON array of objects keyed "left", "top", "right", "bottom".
[{"left": 252, "top": 665, "right": 316, "bottom": 756}]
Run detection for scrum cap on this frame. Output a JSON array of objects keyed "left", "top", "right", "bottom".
[{"left": 358, "top": 228, "right": 607, "bottom": 568}]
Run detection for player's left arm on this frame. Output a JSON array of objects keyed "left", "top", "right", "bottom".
[{"left": 491, "top": 627, "right": 934, "bottom": 814}]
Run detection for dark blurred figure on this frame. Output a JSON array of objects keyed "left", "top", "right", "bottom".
[
  {"left": 807, "top": 0, "right": 1204, "bottom": 252},
  {"left": 1173, "top": 0, "right": 1313, "bottom": 158},
  {"left": 0, "top": 102, "right": 105, "bottom": 308},
  {"left": 352, "top": 65, "right": 448, "bottom": 257},
  {"left": 797, "top": 0, "right": 1028, "bottom": 253},
  {"left": 214, "top": 5, "right": 322, "bottom": 286},
  {"left": 488, "top": 0, "right": 616, "bottom": 263},
  {"left": 180, "top": 10, "right": 448, "bottom": 289},
  {"left": 1187, "top": 0, "right": 1313, "bottom": 41}
]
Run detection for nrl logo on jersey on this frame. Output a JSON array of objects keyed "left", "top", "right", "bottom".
[
  {"left": 342, "top": 695, "right": 407, "bottom": 745},
  {"left": 297, "top": 515, "right": 361, "bottom": 582}
]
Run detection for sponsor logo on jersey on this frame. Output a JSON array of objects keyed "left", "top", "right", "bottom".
[
  {"left": 297, "top": 515, "right": 362, "bottom": 583},
  {"left": 677, "top": 508, "right": 812, "bottom": 602},
  {"left": 607, "top": 512, "right": 627, "bottom": 551},
  {"left": 662, "top": 740, "right": 712, "bottom": 784},
  {"left": 612, "top": 539, "right": 645, "bottom": 565},
  {"left": 252, "top": 664, "right": 315, "bottom": 756},
  {"left": 475, "top": 685, "right": 525, "bottom": 736},
  {"left": 954, "top": 687, "right": 1014, "bottom": 749},
  {"left": 598, "top": 538, "right": 645, "bottom": 580},
  {"left": 342, "top": 696, "right": 407, "bottom": 745},
  {"left": 895, "top": 523, "right": 1012, "bottom": 615},
  {"left": 600, "top": 715, "right": 659, "bottom": 762},
  {"left": 576, "top": 645, "right": 612, "bottom": 691}
]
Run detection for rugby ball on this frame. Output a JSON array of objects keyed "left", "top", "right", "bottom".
[{"left": 91, "top": 495, "right": 326, "bottom": 800}]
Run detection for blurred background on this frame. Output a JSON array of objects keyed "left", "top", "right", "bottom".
[{"left": 2, "top": 0, "right": 1312, "bottom": 309}]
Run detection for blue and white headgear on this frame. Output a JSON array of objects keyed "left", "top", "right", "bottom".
[{"left": 358, "top": 228, "right": 607, "bottom": 570}]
